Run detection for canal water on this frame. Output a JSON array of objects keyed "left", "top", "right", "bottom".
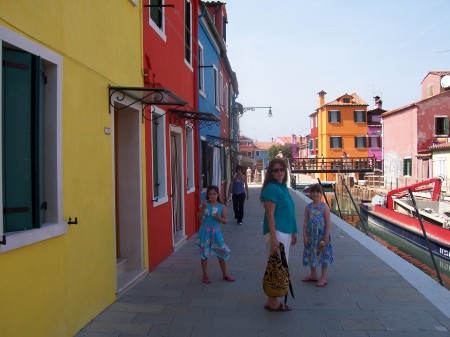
[{"left": 325, "top": 191, "right": 450, "bottom": 290}]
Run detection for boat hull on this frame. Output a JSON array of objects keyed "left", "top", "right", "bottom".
[{"left": 360, "top": 203, "right": 450, "bottom": 262}]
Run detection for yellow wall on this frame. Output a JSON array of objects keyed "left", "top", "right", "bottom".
[{"left": 0, "top": 1, "right": 147, "bottom": 336}]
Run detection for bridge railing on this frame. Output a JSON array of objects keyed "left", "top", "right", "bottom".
[{"left": 290, "top": 157, "right": 381, "bottom": 172}]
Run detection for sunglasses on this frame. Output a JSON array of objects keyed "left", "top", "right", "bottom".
[{"left": 272, "top": 168, "right": 285, "bottom": 173}]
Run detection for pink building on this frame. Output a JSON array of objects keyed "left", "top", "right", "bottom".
[{"left": 382, "top": 72, "right": 450, "bottom": 181}]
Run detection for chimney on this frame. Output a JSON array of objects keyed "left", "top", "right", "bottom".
[
  {"left": 291, "top": 134, "right": 297, "bottom": 144},
  {"left": 374, "top": 96, "right": 382, "bottom": 109},
  {"left": 318, "top": 90, "right": 327, "bottom": 108}
]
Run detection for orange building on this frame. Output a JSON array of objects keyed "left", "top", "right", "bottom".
[{"left": 316, "top": 91, "right": 369, "bottom": 180}]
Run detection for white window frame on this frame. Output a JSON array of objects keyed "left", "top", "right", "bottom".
[
  {"left": 0, "top": 26, "right": 65, "bottom": 253},
  {"left": 247, "top": 151, "right": 252, "bottom": 157},
  {"left": 148, "top": 0, "right": 167, "bottom": 41},
  {"left": 152, "top": 107, "right": 168, "bottom": 206},
  {"left": 224, "top": 83, "right": 228, "bottom": 115},
  {"left": 213, "top": 65, "right": 219, "bottom": 110},
  {"left": 219, "top": 71, "right": 223, "bottom": 108},
  {"left": 198, "top": 42, "right": 205, "bottom": 97},
  {"left": 186, "top": 125, "right": 195, "bottom": 193}
]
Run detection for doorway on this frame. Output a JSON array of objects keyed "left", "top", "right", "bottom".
[
  {"left": 170, "top": 127, "right": 185, "bottom": 249},
  {"left": 114, "top": 104, "right": 146, "bottom": 295}
]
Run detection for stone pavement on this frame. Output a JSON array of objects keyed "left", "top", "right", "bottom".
[{"left": 76, "top": 185, "right": 450, "bottom": 337}]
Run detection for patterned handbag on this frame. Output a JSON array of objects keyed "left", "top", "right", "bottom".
[{"left": 262, "top": 242, "right": 294, "bottom": 303}]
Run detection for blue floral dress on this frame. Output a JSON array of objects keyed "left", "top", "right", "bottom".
[
  {"left": 303, "top": 202, "right": 334, "bottom": 267},
  {"left": 196, "top": 203, "right": 230, "bottom": 260}
]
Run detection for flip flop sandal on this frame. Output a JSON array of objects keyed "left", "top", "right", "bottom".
[
  {"left": 203, "top": 276, "right": 211, "bottom": 284},
  {"left": 223, "top": 275, "right": 235, "bottom": 282},
  {"left": 267, "top": 304, "right": 292, "bottom": 312},
  {"left": 302, "top": 276, "right": 318, "bottom": 282},
  {"left": 315, "top": 280, "right": 328, "bottom": 287}
]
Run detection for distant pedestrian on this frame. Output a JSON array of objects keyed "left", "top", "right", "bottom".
[
  {"left": 260, "top": 158, "right": 298, "bottom": 311},
  {"left": 196, "top": 185, "right": 235, "bottom": 284},
  {"left": 229, "top": 166, "right": 249, "bottom": 225},
  {"left": 246, "top": 167, "right": 252, "bottom": 183},
  {"left": 302, "top": 183, "right": 334, "bottom": 287}
]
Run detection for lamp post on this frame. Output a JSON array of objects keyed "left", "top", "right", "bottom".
[{"left": 231, "top": 103, "right": 273, "bottom": 118}]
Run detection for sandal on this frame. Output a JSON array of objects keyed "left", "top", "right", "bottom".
[
  {"left": 203, "top": 276, "right": 211, "bottom": 284},
  {"left": 302, "top": 276, "right": 318, "bottom": 282},
  {"left": 267, "top": 304, "right": 292, "bottom": 312},
  {"left": 315, "top": 280, "right": 328, "bottom": 287},
  {"left": 223, "top": 275, "right": 235, "bottom": 282}
]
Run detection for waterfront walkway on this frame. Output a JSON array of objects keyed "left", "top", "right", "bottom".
[{"left": 76, "top": 184, "right": 450, "bottom": 337}]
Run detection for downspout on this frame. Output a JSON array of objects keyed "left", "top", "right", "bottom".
[{"left": 193, "top": 3, "right": 202, "bottom": 231}]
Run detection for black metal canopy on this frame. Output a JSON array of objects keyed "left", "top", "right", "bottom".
[{"left": 109, "top": 86, "right": 188, "bottom": 109}]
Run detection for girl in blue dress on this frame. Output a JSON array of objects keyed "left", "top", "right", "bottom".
[
  {"left": 302, "top": 183, "right": 334, "bottom": 287},
  {"left": 196, "top": 185, "right": 235, "bottom": 284}
]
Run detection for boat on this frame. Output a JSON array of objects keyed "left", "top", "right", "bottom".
[{"left": 360, "top": 177, "right": 450, "bottom": 262}]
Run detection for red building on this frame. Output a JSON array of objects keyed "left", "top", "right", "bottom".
[{"left": 143, "top": 0, "right": 201, "bottom": 269}]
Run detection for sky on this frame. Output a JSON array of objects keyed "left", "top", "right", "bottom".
[{"left": 225, "top": 0, "right": 450, "bottom": 142}]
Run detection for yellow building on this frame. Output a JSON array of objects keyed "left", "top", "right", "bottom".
[
  {"left": 317, "top": 91, "right": 369, "bottom": 180},
  {"left": 0, "top": 1, "right": 147, "bottom": 336}
]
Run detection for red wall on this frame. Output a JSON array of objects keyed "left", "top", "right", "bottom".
[{"left": 143, "top": 0, "right": 200, "bottom": 270}]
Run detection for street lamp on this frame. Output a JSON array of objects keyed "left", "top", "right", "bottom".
[{"left": 231, "top": 103, "right": 272, "bottom": 118}]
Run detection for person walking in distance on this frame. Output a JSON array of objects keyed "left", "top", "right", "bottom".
[
  {"left": 196, "top": 185, "right": 235, "bottom": 284},
  {"left": 229, "top": 166, "right": 249, "bottom": 225},
  {"left": 302, "top": 183, "right": 334, "bottom": 287},
  {"left": 246, "top": 167, "right": 252, "bottom": 184},
  {"left": 260, "top": 158, "right": 298, "bottom": 311}
]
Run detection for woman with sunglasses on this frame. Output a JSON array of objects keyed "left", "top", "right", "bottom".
[{"left": 260, "top": 158, "right": 298, "bottom": 311}]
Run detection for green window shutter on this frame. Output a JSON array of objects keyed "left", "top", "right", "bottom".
[
  {"left": 328, "top": 111, "right": 331, "bottom": 122},
  {"left": 2, "top": 48, "right": 43, "bottom": 232},
  {"left": 403, "top": 158, "right": 412, "bottom": 176},
  {"left": 152, "top": 119, "right": 159, "bottom": 197},
  {"left": 150, "top": 0, "right": 162, "bottom": 28},
  {"left": 184, "top": 0, "right": 191, "bottom": 63},
  {"left": 444, "top": 117, "right": 449, "bottom": 135}
]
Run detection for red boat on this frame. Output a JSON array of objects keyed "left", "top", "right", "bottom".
[{"left": 360, "top": 177, "right": 450, "bottom": 262}]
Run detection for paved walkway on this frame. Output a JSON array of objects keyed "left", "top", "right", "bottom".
[{"left": 76, "top": 185, "right": 450, "bottom": 337}]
